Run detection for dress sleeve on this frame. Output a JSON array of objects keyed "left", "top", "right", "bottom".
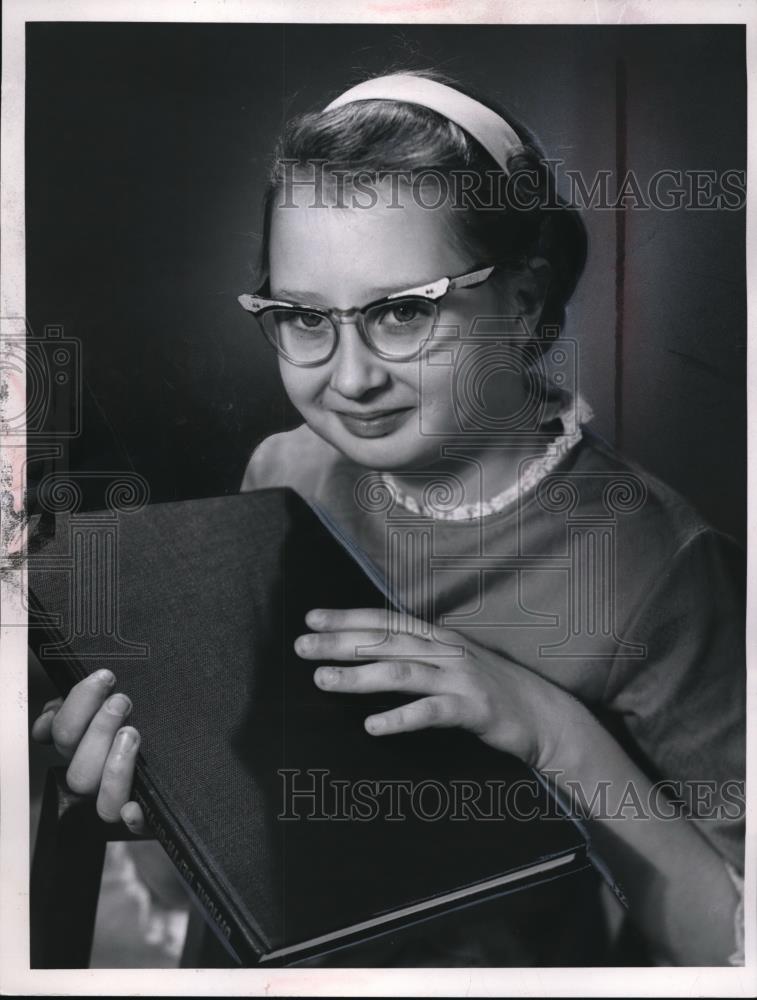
[
  {"left": 238, "top": 425, "right": 347, "bottom": 503},
  {"left": 239, "top": 435, "right": 279, "bottom": 493},
  {"left": 603, "top": 527, "right": 745, "bottom": 874}
]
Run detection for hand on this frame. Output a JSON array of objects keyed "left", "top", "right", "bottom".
[
  {"left": 295, "top": 608, "right": 589, "bottom": 772},
  {"left": 31, "top": 670, "right": 146, "bottom": 833}
]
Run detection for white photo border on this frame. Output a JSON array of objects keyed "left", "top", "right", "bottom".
[{"left": 1, "top": 0, "right": 754, "bottom": 996}]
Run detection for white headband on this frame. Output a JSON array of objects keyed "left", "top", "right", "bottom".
[{"left": 324, "top": 74, "right": 522, "bottom": 174}]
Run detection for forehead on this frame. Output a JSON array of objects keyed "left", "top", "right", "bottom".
[{"left": 268, "top": 177, "right": 470, "bottom": 305}]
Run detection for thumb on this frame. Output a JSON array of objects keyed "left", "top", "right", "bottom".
[{"left": 120, "top": 800, "right": 147, "bottom": 836}]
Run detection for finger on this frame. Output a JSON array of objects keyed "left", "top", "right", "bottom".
[
  {"left": 96, "top": 726, "right": 140, "bottom": 823},
  {"left": 31, "top": 698, "right": 64, "bottom": 744},
  {"left": 365, "top": 695, "right": 471, "bottom": 736},
  {"left": 50, "top": 670, "right": 117, "bottom": 759},
  {"left": 314, "top": 660, "right": 443, "bottom": 696},
  {"left": 121, "top": 800, "right": 147, "bottom": 836},
  {"left": 306, "top": 607, "right": 444, "bottom": 639},
  {"left": 65, "top": 693, "right": 133, "bottom": 796},
  {"left": 295, "top": 629, "right": 441, "bottom": 663}
]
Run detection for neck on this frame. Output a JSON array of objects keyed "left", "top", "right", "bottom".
[
  {"left": 385, "top": 439, "right": 548, "bottom": 509},
  {"left": 384, "top": 379, "right": 568, "bottom": 508}
]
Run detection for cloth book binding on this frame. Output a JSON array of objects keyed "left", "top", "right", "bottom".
[{"left": 28, "top": 487, "right": 592, "bottom": 966}]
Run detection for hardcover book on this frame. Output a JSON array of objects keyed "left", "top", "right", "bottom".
[{"left": 28, "top": 487, "right": 593, "bottom": 966}]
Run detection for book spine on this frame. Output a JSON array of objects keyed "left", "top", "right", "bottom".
[
  {"left": 530, "top": 766, "right": 623, "bottom": 903},
  {"left": 27, "top": 592, "right": 267, "bottom": 966},
  {"left": 128, "top": 770, "right": 262, "bottom": 964}
]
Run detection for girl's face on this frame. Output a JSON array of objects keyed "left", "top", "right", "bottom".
[{"left": 268, "top": 181, "right": 538, "bottom": 472}]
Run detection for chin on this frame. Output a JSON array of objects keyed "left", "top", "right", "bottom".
[
  {"left": 337, "top": 439, "right": 410, "bottom": 471},
  {"left": 338, "top": 435, "right": 441, "bottom": 473},
  {"left": 308, "top": 417, "right": 433, "bottom": 472}
]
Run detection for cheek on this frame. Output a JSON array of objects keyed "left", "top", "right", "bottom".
[
  {"left": 278, "top": 362, "right": 322, "bottom": 409},
  {"left": 415, "top": 357, "right": 455, "bottom": 422}
]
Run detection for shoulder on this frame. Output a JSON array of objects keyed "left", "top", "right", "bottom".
[
  {"left": 239, "top": 423, "right": 347, "bottom": 499},
  {"left": 558, "top": 428, "right": 744, "bottom": 642},
  {"left": 568, "top": 427, "right": 728, "bottom": 556}
]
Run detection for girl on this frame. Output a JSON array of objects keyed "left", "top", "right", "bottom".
[{"left": 32, "top": 70, "right": 745, "bottom": 966}]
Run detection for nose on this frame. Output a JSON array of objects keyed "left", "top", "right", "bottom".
[{"left": 328, "top": 320, "right": 389, "bottom": 400}]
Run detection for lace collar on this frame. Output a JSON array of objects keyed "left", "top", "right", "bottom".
[{"left": 378, "top": 391, "right": 594, "bottom": 522}]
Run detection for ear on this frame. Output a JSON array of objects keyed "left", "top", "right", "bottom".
[{"left": 501, "top": 256, "right": 551, "bottom": 336}]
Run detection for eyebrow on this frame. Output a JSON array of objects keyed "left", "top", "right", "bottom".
[
  {"left": 273, "top": 278, "right": 429, "bottom": 305},
  {"left": 273, "top": 289, "right": 328, "bottom": 305}
]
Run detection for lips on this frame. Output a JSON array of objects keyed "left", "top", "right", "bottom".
[{"left": 335, "top": 407, "right": 413, "bottom": 438}]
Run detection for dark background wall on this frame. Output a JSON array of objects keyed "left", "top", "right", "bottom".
[{"left": 25, "top": 23, "right": 746, "bottom": 543}]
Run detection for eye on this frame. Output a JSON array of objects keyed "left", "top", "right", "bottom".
[
  {"left": 295, "top": 311, "right": 328, "bottom": 330},
  {"left": 278, "top": 310, "right": 330, "bottom": 335},
  {"left": 393, "top": 302, "right": 420, "bottom": 323},
  {"left": 377, "top": 300, "right": 425, "bottom": 326},
  {"left": 271, "top": 309, "right": 332, "bottom": 343}
]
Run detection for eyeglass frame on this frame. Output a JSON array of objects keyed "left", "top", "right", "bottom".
[{"left": 237, "top": 261, "right": 517, "bottom": 367}]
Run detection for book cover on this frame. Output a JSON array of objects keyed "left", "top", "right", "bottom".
[{"left": 28, "top": 487, "right": 591, "bottom": 966}]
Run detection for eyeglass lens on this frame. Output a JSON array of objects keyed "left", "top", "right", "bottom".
[{"left": 261, "top": 297, "right": 438, "bottom": 364}]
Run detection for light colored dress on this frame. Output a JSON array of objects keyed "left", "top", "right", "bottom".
[{"left": 240, "top": 395, "right": 745, "bottom": 964}]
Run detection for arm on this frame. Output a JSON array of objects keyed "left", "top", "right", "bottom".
[
  {"left": 294, "top": 606, "right": 741, "bottom": 966},
  {"left": 548, "top": 709, "right": 740, "bottom": 965},
  {"left": 604, "top": 527, "right": 746, "bottom": 875}
]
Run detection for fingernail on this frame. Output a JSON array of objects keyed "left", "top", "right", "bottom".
[
  {"left": 121, "top": 802, "right": 142, "bottom": 828},
  {"left": 33, "top": 708, "right": 55, "bottom": 734},
  {"left": 294, "top": 634, "right": 313, "bottom": 653},
  {"left": 306, "top": 609, "right": 325, "bottom": 626},
  {"left": 106, "top": 693, "right": 132, "bottom": 717},
  {"left": 366, "top": 716, "right": 385, "bottom": 734},
  {"left": 93, "top": 669, "right": 116, "bottom": 687},
  {"left": 116, "top": 727, "right": 138, "bottom": 750},
  {"left": 316, "top": 667, "right": 338, "bottom": 687}
]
